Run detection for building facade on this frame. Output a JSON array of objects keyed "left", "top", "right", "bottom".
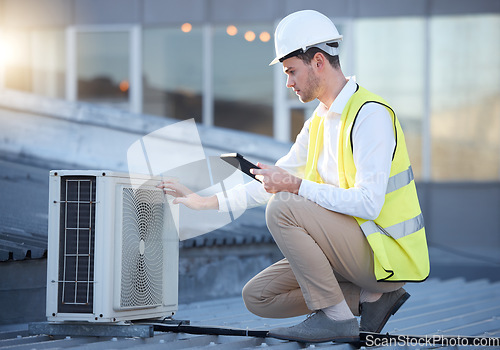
[{"left": 0, "top": 0, "right": 499, "bottom": 182}]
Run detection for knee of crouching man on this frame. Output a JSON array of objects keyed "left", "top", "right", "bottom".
[
  {"left": 265, "top": 192, "right": 298, "bottom": 226},
  {"left": 242, "top": 279, "right": 262, "bottom": 316}
]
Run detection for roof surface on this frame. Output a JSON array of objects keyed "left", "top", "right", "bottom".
[
  {"left": 0, "top": 157, "right": 49, "bottom": 261},
  {"left": 1, "top": 277, "right": 499, "bottom": 349}
]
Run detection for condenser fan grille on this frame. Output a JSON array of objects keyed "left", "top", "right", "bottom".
[{"left": 121, "top": 187, "right": 165, "bottom": 308}]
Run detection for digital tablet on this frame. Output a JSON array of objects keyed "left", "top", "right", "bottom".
[{"left": 220, "top": 153, "right": 262, "bottom": 182}]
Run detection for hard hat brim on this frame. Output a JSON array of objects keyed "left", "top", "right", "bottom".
[
  {"left": 269, "top": 57, "right": 281, "bottom": 66},
  {"left": 269, "top": 37, "right": 342, "bottom": 66}
]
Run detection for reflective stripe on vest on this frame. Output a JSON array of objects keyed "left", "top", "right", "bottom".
[
  {"left": 360, "top": 212, "right": 425, "bottom": 240},
  {"left": 386, "top": 165, "right": 414, "bottom": 194}
]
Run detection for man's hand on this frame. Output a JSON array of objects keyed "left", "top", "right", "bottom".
[
  {"left": 157, "top": 179, "right": 219, "bottom": 210},
  {"left": 251, "top": 163, "right": 302, "bottom": 194}
]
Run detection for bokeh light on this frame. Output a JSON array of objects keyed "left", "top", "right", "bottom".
[
  {"left": 259, "top": 31, "right": 271, "bottom": 42},
  {"left": 226, "top": 25, "right": 238, "bottom": 36},
  {"left": 181, "top": 23, "right": 192, "bottom": 33},
  {"left": 119, "top": 80, "right": 130, "bottom": 92},
  {"left": 244, "top": 31, "right": 256, "bottom": 42}
]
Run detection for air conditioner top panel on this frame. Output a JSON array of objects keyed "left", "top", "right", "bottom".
[{"left": 50, "top": 170, "right": 163, "bottom": 181}]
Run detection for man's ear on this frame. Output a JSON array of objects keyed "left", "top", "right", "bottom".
[{"left": 312, "top": 52, "right": 325, "bottom": 71}]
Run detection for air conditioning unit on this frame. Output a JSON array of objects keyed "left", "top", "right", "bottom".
[{"left": 46, "top": 170, "right": 179, "bottom": 322}]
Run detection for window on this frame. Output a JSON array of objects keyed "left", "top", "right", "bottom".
[
  {"left": 430, "top": 15, "right": 500, "bottom": 180},
  {"left": 77, "top": 31, "right": 130, "bottom": 110},
  {"left": 213, "top": 23, "right": 274, "bottom": 136},
  {"left": 2, "top": 29, "right": 65, "bottom": 98},
  {"left": 355, "top": 17, "right": 425, "bottom": 179},
  {"left": 143, "top": 26, "right": 203, "bottom": 122}
]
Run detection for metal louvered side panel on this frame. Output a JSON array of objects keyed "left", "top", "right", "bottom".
[{"left": 57, "top": 176, "right": 96, "bottom": 314}]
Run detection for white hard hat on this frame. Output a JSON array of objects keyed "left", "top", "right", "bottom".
[{"left": 270, "top": 10, "right": 343, "bottom": 66}]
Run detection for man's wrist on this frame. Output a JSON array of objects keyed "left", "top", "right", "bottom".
[
  {"left": 290, "top": 176, "right": 302, "bottom": 195},
  {"left": 205, "top": 195, "right": 219, "bottom": 210}
]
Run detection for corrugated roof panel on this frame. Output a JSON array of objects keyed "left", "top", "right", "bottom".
[{"left": 1, "top": 277, "right": 499, "bottom": 349}]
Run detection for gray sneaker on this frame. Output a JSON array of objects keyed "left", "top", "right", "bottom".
[
  {"left": 267, "top": 311, "right": 359, "bottom": 343},
  {"left": 360, "top": 288, "right": 410, "bottom": 333}
]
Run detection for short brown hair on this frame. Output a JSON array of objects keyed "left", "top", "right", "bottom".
[{"left": 296, "top": 46, "right": 341, "bottom": 70}]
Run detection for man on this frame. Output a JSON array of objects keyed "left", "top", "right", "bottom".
[{"left": 159, "top": 9, "right": 429, "bottom": 343}]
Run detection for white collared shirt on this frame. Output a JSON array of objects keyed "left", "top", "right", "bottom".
[{"left": 217, "top": 79, "right": 395, "bottom": 221}]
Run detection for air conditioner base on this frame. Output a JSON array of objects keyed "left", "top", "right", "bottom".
[{"left": 29, "top": 321, "right": 155, "bottom": 338}]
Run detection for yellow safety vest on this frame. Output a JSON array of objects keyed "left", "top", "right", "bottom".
[{"left": 304, "top": 85, "right": 430, "bottom": 282}]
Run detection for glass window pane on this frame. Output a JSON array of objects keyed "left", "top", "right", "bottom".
[
  {"left": 143, "top": 26, "right": 203, "bottom": 122},
  {"left": 77, "top": 31, "right": 130, "bottom": 110},
  {"left": 430, "top": 15, "right": 500, "bottom": 181},
  {"left": 3, "top": 29, "right": 65, "bottom": 98},
  {"left": 355, "top": 17, "right": 425, "bottom": 179},
  {"left": 32, "top": 30, "right": 66, "bottom": 98},
  {"left": 3, "top": 30, "right": 31, "bottom": 92},
  {"left": 213, "top": 24, "right": 274, "bottom": 136}
]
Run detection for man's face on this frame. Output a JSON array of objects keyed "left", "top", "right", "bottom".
[{"left": 282, "top": 57, "right": 320, "bottom": 103}]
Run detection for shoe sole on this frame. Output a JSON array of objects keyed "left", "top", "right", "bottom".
[
  {"left": 373, "top": 291, "right": 411, "bottom": 333},
  {"left": 267, "top": 332, "right": 360, "bottom": 344}
]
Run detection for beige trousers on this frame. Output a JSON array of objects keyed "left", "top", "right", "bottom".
[{"left": 242, "top": 192, "right": 404, "bottom": 318}]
